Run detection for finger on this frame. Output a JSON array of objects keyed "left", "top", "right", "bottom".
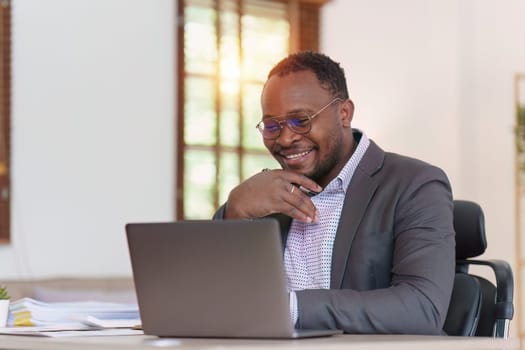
[
  {"left": 292, "top": 184, "right": 319, "bottom": 197},
  {"left": 246, "top": 170, "right": 319, "bottom": 221},
  {"left": 283, "top": 173, "right": 323, "bottom": 194},
  {"left": 284, "top": 189, "right": 319, "bottom": 223}
]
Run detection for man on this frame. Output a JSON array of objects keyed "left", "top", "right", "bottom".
[{"left": 213, "top": 51, "right": 455, "bottom": 335}]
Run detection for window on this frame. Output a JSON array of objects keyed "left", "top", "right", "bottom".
[
  {"left": 0, "top": 0, "right": 10, "bottom": 243},
  {"left": 177, "top": 0, "right": 326, "bottom": 219}
]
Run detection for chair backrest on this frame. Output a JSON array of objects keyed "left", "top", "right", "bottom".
[
  {"left": 474, "top": 276, "right": 499, "bottom": 336},
  {"left": 444, "top": 200, "right": 514, "bottom": 338},
  {"left": 443, "top": 273, "right": 482, "bottom": 336},
  {"left": 453, "top": 200, "right": 487, "bottom": 260}
]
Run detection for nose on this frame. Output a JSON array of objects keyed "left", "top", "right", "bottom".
[{"left": 276, "top": 122, "right": 301, "bottom": 145}]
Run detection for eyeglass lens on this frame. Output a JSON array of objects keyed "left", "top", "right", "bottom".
[
  {"left": 256, "top": 98, "right": 343, "bottom": 139},
  {"left": 260, "top": 116, "right": 311, "bottom": 139}
]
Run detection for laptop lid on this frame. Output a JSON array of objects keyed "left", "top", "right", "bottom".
[{"left": 126, "top": 219, "right": 341, "bottom": 339}]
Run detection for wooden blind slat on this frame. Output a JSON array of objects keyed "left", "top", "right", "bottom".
[{"left": 298, "top": 2, "right": 320, "bottom": 52}]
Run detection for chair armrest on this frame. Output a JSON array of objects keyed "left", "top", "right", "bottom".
[{"left": 457, "top": 259, "right": 514, "bottom": 320}]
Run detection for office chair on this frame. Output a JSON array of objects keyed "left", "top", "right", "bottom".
[
  {"left": 443, "top": 200, "right": 514, "bottom": 338},
  {"left": 443, "top": 273, "right": 482, "bottom": 336}
]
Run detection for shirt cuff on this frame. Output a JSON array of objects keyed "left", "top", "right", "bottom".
[{"left": 289, "top": 291, "right": 298, "bottom": 326}]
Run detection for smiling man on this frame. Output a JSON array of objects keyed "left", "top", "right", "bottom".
[{"left": 213, "top": 51, "right": 455, "bottom": 335}]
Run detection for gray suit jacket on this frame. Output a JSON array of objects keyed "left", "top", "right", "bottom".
[{"left": 214, "top": 138, "right": 455, "bottom": 335}]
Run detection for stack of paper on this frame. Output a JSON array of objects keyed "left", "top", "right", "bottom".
[
  {"left": 0, "top": 326, "right": 143, "bottom": 337},
  {"left": 8, "top": 297, "right": 140, "bottom": 328}
]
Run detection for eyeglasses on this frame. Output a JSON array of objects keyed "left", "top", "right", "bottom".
[{"left": 255, "top": 97, "right": 343, "bottom": 140}]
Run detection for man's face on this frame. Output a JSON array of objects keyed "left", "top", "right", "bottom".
[{"left": 260, "top": 70, "right": 354, "bottom": 187}]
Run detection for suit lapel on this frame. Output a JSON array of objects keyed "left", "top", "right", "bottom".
[{"left": 330, "top": 140, "right": 384, "bottom": 288}]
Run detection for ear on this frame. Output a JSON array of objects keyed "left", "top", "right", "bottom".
[{"left": 340, "top": 99, "right": 354, "bottom": 128}]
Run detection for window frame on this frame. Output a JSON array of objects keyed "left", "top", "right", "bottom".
[
  {"left": 175, "top": 0, "right": 328, "bottom": 220},
  {"left": 0, "top": 0, "right": 11, "bottom": 244}
]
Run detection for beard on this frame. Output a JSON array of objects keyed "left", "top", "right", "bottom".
[
  {"left": 268, "top": 125, "right": 349, "bottom": 186},
  {"left": 305, "top": 131, "right": 345, "bottom": 184}
]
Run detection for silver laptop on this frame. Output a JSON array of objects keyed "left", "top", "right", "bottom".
[{"left": 125, "top": 219, "right": 342, "bottom": 339}]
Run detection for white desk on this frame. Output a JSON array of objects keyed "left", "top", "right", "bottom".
[{"left": 0, "top": 334, "right": 519, "bottom": 350}]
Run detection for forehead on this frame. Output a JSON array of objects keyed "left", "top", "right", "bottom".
[{"left": 261, "top": 70, "right": 331, "bottom": 114}]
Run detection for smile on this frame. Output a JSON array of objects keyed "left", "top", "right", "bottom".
[{"left": 284, "top": 150, "right": 311, "bottom": 159}]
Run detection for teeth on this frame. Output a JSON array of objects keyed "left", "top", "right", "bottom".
[{"left": 285, "top": 151, "right": 310, "bottom": 159}]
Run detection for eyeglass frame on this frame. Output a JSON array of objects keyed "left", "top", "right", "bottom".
[{"left": 255, "top": 97, "right": 344, "bottom": 140}]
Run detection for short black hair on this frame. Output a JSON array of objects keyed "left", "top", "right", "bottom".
[{"left": 267, "top": 51, "right": 349, "bottom": 99}]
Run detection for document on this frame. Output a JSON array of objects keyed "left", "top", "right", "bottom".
[
  {"left": 0, "top": 326, "right": 143, "bottom": 337},
  {"left": 71, "top": 315, "right": 141, "bottom": 328},
  {"left": 1, "top": 297, "right": 142, "bottom": 337},
  {"left": 8, "top": 297, "right": 140, "bottom": 327}
]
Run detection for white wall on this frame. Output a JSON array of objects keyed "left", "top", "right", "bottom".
[
  {"left": 322, "top": 0, "right": 461, "bottom": 190},
  {"left": 455, "top": 0, "right": 525, "bottom": 265},
  {"left": 0, "top": 0, "right": 175, "bottom": 278}
]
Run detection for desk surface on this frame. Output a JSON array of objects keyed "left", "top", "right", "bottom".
[{"left": 0, "top": 334, "right": 519, "bottom": 350}]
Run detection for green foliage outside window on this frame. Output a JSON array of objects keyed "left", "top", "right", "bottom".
[{"left": 517, "top": 103, "right": 525, "bottom": 173}]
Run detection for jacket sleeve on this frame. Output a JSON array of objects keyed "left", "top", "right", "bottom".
[{"left": 212, "top": 205, "right": 227, "bottom": 220}]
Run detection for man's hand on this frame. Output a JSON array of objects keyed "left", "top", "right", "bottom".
[{"left": 224, "top": 169, "right": 322, "bottom": 223}]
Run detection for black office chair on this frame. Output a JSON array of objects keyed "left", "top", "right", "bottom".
[
  {"left": 443, "top": 200, "right": 514, "bottom": 338},
  {"left": 444, "top": 273, "right": 482, "bottom": 336}
]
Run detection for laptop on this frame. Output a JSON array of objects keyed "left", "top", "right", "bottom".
[{"left": 125, "top": 219, "right": 342, "bottom": 339}]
